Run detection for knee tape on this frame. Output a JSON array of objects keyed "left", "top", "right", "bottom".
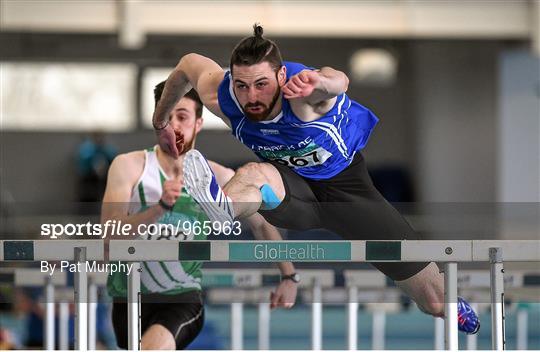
[{"left": 259, "top": 184, "right": 282, "bottom": 210}]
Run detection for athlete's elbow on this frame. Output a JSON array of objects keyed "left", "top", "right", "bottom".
[
  {"left": 176, "top": 53, "right": 199, "bottom": 71},
  {"left": 323, "top": 67, "right": 349, "bottom": 93},
  {"left": 341, "top": 71, "right": 350, "bottom": 92}
]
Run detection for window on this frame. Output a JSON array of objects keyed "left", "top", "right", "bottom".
[{"left": 1, "top": 62, "right": 137, "bottom": 131}]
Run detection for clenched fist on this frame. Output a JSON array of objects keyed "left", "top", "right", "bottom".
[
  {"left": 160, "top": 167, "right": 183, "bottom": 208},
  {"left": 282, "top": 70, "right": 321, "bottom": 99},
  {"left": 270, "top": 280, "right": 297, "bottom": 310}
]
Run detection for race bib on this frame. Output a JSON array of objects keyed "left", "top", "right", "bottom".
[{"left": 258, "top": 143, "right": 332, "bottom": 169}]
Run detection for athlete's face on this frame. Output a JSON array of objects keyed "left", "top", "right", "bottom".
[
  {"left": 168, "top": 97, "right": 203, "bottom": 155},
  {"left": 232, "top": 62, "right": 286, "bottom": 121}
]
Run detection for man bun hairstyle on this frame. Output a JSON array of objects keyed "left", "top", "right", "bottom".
[
  {"left": 230, "top": 23, "right": 283, "bottom": 73},
  {"left": 253, "top": 23, "right": 264, "bottom": 38},
  {"left": 154, "top": 81, "right": 203, "bottom": 118}
]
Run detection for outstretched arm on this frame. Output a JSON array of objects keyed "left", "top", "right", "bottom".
[
  {"left": 282, "top": 67, "right": 349, "bottom": 122},
  {"left": 282, "top": 67, "right": 349, "bottom": 105},
  {"left": 153, "top": 53, "right": 227, "bottom": 158}
]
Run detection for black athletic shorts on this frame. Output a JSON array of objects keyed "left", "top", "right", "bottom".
[
  {"left": 112, "top": 290, "right": 204, "bottom": 350},
  {"left": 259, "top": 152, "right": 429, "bottom": 281}
]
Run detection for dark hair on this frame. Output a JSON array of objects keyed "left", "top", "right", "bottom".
[
  {"left": 230, "top": 24, "right": 282, "bottom": 73},
  {"left": 153, "top": 81, "right": 203, "bottom": 118}
]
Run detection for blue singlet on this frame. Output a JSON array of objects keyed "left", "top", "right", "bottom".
[{"left": 217, "top": 61, "right": 379, "bottom": 180}]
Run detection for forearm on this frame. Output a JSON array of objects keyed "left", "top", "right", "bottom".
[
  {"left": 277, "top": 261, "right": 296, "bottom": 276},
  {"left": 152, "top": 56, "right": 193, "bottom": 129},
  {"left": 312, "top": 67, "right": 349, "bottom": 101}
]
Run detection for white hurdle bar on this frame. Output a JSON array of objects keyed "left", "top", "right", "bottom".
[
  {"left": 516, "top": 305, "right": 528, "bottom": 350},
  {"left": 343, "top": 270, "right": 388, "bottom": 350},
  {"left": 445, "top": 262, "right": 459, "bottom": 349},
  {"left": 73, "top": 247, "right": 87, "bottom": 351},
  {"left": 59, "top": 301, "right": 69, "bottom": 350},
  {"left": 44, "top": 276, "right": 55, "bottom": 350},
  {"left": 258, "top": 301, "right": 271, "bottom": 350},
  {"left": 128, "top": 262, "right": 141, "bottom": 351},
  {"left": 2, "top": 239, "right": 539, "bottom": 351},
  {"left": 347, "top": 285, "right": 359, "bottom": 350},
  {"left": 490, "top": 247, "right": 506, "bottom": 350}
]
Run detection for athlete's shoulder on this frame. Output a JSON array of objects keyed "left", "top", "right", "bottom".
[
  {"left": 113, "top": 150, "right": 145, "bottom": 164},
  {"left": 284, "top": 61, "right": 315, "bottom": 77},
  {"left": 110, "top": 150, "right": 145, "bottom": 177}
]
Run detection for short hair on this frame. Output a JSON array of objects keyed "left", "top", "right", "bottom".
[
  {"left": 153, "top": 81, "right": 203, "bottom": 118},
  {"left": 230, "top": 24, "right": 283, "bottom": 73}
]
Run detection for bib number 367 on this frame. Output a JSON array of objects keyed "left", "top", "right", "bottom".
[{"left": 273, "top": 147, "right": 332, "bottom": 168}]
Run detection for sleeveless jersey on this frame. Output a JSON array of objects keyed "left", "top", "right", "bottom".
[
  {"left": 217, "top": 61, "right": 379, "bottom": 180},
  {"left": 107, "top": 146, "right": 207, "bottom": 297}
]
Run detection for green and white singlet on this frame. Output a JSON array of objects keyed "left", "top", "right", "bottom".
[{"left": 107, "top": 146, "right": 207, "bottom": 297}]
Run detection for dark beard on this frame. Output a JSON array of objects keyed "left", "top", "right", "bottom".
[
  {"left": 175, "top": 126, "right": 197, "bottom": 155},
  {"left": 244, "top": 88, "right": 281, "bottom": 122},
  {"left": 181, "top": 135, "right": 196, "bottom": 155}
]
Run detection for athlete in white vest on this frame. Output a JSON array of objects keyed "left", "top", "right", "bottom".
[{"left": 102, "top": 84, "right": 298, "bottom": 350}]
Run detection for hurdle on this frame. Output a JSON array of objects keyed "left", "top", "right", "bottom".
[
  {"left": 109, "top": 239, "right": 540, "bottom": 351},
  {"left": 0, "top": 240, "right": 104, "bottom": 350},
  {"left": 2, "top": 239, "right": 539, "bottom": 350},
  {"left": 0, "top": 267, "right": 109, "bottom": 350}
]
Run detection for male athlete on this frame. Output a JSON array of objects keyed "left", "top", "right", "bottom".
[
  {"left": 152, "top": 25, "right": 479, "bottom": 334},
  {"left": 103, "top": 83, "right": 298, "bottom": 350}
]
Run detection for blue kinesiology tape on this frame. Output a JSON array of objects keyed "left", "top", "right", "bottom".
[{"left": 259, "top": 184, "right": 282, "bottom": 210}]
